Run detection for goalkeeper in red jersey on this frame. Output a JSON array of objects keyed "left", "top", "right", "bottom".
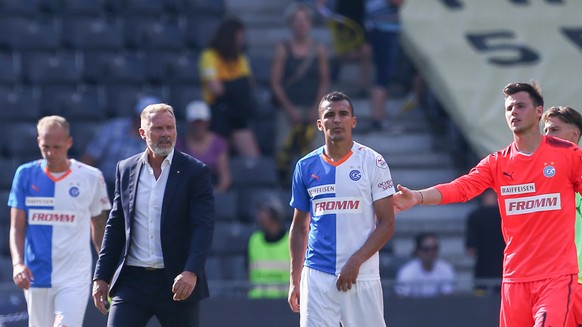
[{"left": 394, "top": 82, "right": 582, "bottom": 327}]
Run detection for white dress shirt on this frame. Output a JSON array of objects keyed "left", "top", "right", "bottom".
[{"left": 126, "top": 150, "right": 174, "bottom": 268}]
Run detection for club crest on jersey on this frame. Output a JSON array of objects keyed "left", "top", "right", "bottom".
[
  {"left": 543, "top": 165, "right": 556, "bottom": 178},
  {"left": 349, "top": 170, "right": 361, "bottom": 181},
  {"left": 69, "top": 186, "right": 80, "bottom": 197}
]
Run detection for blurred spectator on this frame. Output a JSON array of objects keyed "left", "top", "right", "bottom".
[
  {"left": 365, "top": 0, "right": 405, "bottom": 130},
  {"left": 395, "top": 232, "right": 456, "bottom": 298},
  {"left": 465, "top": 188, "right": 504, "bottom": 294},
  {"left": 271, "top": 2, "right": 330, "bottom": 184},
  {"left": 199, "top": 17, "right": 261, "bottom": 158},
  {"left": 175, "top": 100, "right": 232, "bottom": 192},
  {"left": 82, "top": 96, "right": 160, "bottom": 197},
  {"left": 247, "top": 197, "right": 290, "bottom": 299},
  {"left": 315, "top": 0, "right": 371, "bottom": 95}
]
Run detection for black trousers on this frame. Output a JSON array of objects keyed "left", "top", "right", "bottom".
[{"left": 107, "top": 266, "right": 200, "bottom": 327}]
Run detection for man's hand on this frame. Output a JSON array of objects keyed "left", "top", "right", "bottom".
[
  {"left": 12, "top": 263, "right": 33, "bottom": 290},
  {"left": 288, "top": 282, "right": 300, "bottom": 312},
  {"left": 172, "top": 271, "right": 197, "bottom": 301},
  {"left": 92, "top": 280, "right": 110, "bottom": 315},
  {"left": 336, "top": 257, "right": 362, "bottom": 292},
  {"left": 393, "top": 184, "right": 420, "bottom": 213}
]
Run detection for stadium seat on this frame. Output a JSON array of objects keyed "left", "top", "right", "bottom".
[
  {"left": 21, "top": 51, "right": 82, "bottom": 85},
  {"left": 0, "top": 86, "right": 40, "bottom": 122},
  {"left": 126, "top": 19, "right": 184, "bottom": 51},
  {"left": 213, "top": 190, "right": 238, "bottom": 222},
  {"left": 235, "top": 186, "right": 287, "bottom": 223},
  {"left": 58, "top": 0, "right": 106, "bottom": 15},
  {"left": 82, "top": 51, "right": 146, "bottom": 84},
  {"left": 252, "top": 117, "right": 276, "bottom": 156},
  {"left": 229, "top": 156, "right": 278, "bottom": 188},
  {"left": 179, "top": 0, "right": 225, "bottom": 15},
  {"left": 0, "top": 52, "right": 19, "bottom": 85},
  {"left": 2, "top": 123, "right": 39, "bottom": 162},
  {"left": 40, "top": 85, "right": 105, "bottom": 122},
  {"left": 103, "top": 84, "right": 166, "bottom": 118},
  {"left": 120, "top": 0, "right": 166, "bottom": 14},
  {"left": 0, "top": 17, "right": 60, "bottom": 51},
  {"left": 69, "top": 121, "right": 100, "bottom": 157},
  {"left": 0, "top": 0, "right": 42, "bottom": 17},
  {"left": 145, "top": 51, "right": 199, "bottom": 84},
  {"left": 0, "top": 159, "right": 17, "bottom": 190},
  {"left": 62, "top": 16, "right": 124, "bottom": 51},
  {"left": 182, "top": 14, "right": 222, "bottom": 49},
  {"left": 211, "top": 222, "right": 254, "bottom": 256},
  {"left": 248, "top": 53, "right": 272, "bottom": 87},
  {"left": 166, "top": 83, "right": 203, "bottom": 120}
]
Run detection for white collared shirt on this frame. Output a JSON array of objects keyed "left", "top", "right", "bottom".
[{"left": 126, "top": 150, "right": 174, "bottom": 268}]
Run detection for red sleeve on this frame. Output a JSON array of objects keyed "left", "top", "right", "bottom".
[
  {"left": 571, "top": 146, "right": 582, "bottom": 193},
  {"left": 435, "top": 155, "right": 495, "bottom": 204}
]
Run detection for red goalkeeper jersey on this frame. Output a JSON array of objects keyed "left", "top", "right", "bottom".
[{"left": 436, "top": 135, "right": 582, "bottom": 282}]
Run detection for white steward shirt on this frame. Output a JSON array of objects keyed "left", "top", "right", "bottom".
[{"left": 126, "top": 150, "right": 174, "bottom": 268}]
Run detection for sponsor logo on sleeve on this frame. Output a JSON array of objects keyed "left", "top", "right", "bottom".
[
  {"left": 25, "top": 197, "right": 54, "bottom": 207},
  {"left": 376, "top": 156, "right": 388, "bottom": 169},
  {"left": 28, "top": 209, "right": 79, "bottom": 226},
  {"left": 307, "top": 184, "right": 335, "bottom": 198},
  {"left": 377, "top": 179, "right": 394, "bottom": 191},
  {"left": 505, "top": 193, "right": 560, "bottom": 215},
  {"left": 312, "top": 197, "right": 362, "bottom": 215},
  {"left": 500, "top": 183, "right": 535, "bottom": 196}
]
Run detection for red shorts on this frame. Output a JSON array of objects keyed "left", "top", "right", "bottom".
[
  {"left": 500, "top": 274, "right": 576, "bottom": 327},
  {"left": 567, "top": 281, "right": 582, "bottom": 327}
]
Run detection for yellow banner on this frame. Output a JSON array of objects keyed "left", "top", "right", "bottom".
[{"left": 401, "top": 0, "right": 582, "bottom": 157}]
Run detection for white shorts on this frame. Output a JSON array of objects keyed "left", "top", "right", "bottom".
[
  {"left": 24, "top": 284, "right": 89, "bottom": 327},
  {"left": 300, "top": 267, "right": 386, "bottom": 327}
]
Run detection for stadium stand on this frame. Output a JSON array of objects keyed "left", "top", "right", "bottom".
[
  {"left": 61, "top": 16, "right": 125, "bottom": 51},
  {"left": 0, "top": 86, "right": 40, "bottom": 122},
  {"left": 0, "top": 17, "right": 61, "bottom": 51}
]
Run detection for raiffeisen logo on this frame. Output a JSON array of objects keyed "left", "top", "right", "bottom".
[
  {"left": 505, "top": 193, "right": 560, "bottom": 215},
  {"left": 312, "top": 197, "right": 362, "bottom": 215},
  {"left": 26, "top": 197, "right": 54, "bottom": 207},
  {"left": 29, "top": 210, "right": 79, "bottom": 226}
]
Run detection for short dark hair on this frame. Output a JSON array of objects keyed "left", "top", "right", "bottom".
[
  {"left": 542, "top": 106, "right": 582, "bottom": 141},
  {"left": 318, "top": 91, "right": 355, "bottom": 116},
  {"left": 502, "top": 82, "right": 544, "bottom": 108},
  {"left": 413, "top": 232, "right": 439, "bottom": 256}
]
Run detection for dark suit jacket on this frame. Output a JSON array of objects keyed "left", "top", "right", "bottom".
[{"left": 94, "top": 150, "right": 215, "bottom": 302}]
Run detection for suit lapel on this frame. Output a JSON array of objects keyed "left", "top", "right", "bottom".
[
  {"left": 161, "top": 152, "right": 184, "bottom": 225},
  {"left": 128, "top": 157, "right": 142, "bottom": 220}
]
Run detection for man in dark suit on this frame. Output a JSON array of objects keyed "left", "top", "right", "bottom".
[{"left": 91, "top": 103, "right": 215, "bottom": 326}]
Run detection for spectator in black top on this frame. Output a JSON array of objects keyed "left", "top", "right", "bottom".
[{"left": 465, "top": 188, "right": 505, "bottom": 294}]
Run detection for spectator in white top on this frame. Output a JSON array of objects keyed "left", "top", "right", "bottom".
[{"left": 395, "top": 232, "right": 456, "bottom": 297}]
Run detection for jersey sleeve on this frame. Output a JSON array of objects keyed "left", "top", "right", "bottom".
[
  {"left": 90, "top": 171, "right": 111, "bottom": 217},
  {"left": 7, "top": 165, "right": 26, "bottom": 210},
  {"left": 290, "top": 161, "right": 310, "bottom": 213},
  {"left": 435, "top": 155, "right": 494, "bottom": 204},
  {"left": 199, "top": 49, "right": 218, "bottom": 81},
  {"left": 570, "top": 146, "right": 582, "bottom": 193},
  {"left": 369, "top": 153, "right": 395, "bottom": 202}
]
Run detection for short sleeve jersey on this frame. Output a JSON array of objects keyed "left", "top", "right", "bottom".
[
  {"left": 198, "top": 49, "right": 251, "bottom": 104},
  {"left": 436, "top": 136, "right": 582, "bottom": 282},
  {"left": 290, "top": 142, "right": 395, "bottom": 280},
  {"left": 8, "top": 159, "right": 111, "bottom": 288}
]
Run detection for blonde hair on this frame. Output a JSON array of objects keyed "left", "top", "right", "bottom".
[
  {"left": 37, "top": 115, "right": 70, "bottom": 136},
  {"left": 284, "top": 2, "right": 314, "bottom": 26},
  {"left": 140, "top": 103, "right": 175, "bottom": 130}
]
